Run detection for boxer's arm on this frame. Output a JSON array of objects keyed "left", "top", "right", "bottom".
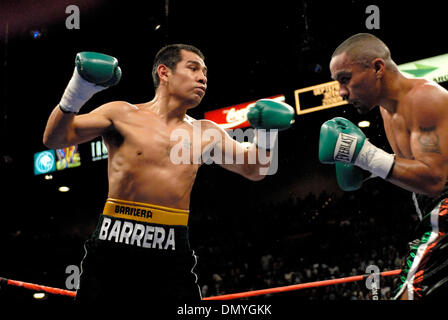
[
  {"left": 215, "top": 98, "right": 293, "bottom": 180},
  {"left": 387, "top": 86, "right": 448, "bottom": 196},
  {"left": 43, "top": 102, "right": 116, "bottom": 148},
  {"left": 43, "top": 52, "right": 121, "bottom": 148},
  {"left": 218, "top": 138, "right": 272, "bottom": 181},
  {"left": 201, "top": 120, "right": 271, "bottom": 181}
]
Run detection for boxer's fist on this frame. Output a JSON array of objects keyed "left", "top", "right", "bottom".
[
  {"left": 76, "top": 52, "right": 121, "bottom": 87},
  {"left": 335, "top": 162, "right": 366, "bottom": 191},
  {"left": 319, "top": 117, "right": 395, "bottom": 180},
  {"left": 319, "top": 117, "right": 366, "bottom": 164},
  {"left": 59, "top": 52, "right": 121, "bottom": 113},
  {"left": 247, "top": 99, "right": 294, "bottom": 131}
]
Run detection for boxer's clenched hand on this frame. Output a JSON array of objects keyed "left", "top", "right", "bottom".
[
  {"left": 247, "top": 99, "right": 294, "bottom": 130},
  {"left": 319, "top": 117, "right": 395, "bottom": 180},
  {"left": 335, "top": 162, "right": 374, "bottom": 191},
  {"left": 247, "top": 99, "right": 294, "bottom": 150},
  {"left": 59, "top": 52, "right": 122, "bottom": 114}
]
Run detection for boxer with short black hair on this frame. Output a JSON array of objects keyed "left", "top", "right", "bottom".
[
  {"left": 43, "top": 44, "right": 294, "bottom": 303},
  {"left": 319, "top": 33, "right": 448, "bottom": 300}
]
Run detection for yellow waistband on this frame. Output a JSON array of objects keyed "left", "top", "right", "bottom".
[{"left": 102, "top": 198, "right": 189, "bottom": 226}]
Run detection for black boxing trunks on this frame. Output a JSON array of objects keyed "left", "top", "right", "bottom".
[
  {"left": 76, "top": 198, "right": 201, "bottom": 303},
  {"left": 393, "top": 197, "right": 448, "bottom": 300},
  {"left": 414, "top": 180, "right": 448, "bottom": 215}
]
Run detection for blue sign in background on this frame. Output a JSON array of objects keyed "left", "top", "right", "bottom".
[{"left": 34, "top": 150, "right": 56, "bottom": 175}]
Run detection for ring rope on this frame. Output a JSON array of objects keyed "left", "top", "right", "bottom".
[
  {"left": 0, "top": 269, "right": 401, "bottom": 300},
  {"left": 203, "top": 269, "right": 401, "bottom": 300},
  {"left": 0, "top": 277, "right": 77, "bottom": 297}
]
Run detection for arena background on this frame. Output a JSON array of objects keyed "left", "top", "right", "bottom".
[{"left": 0, "top": 0, "right": 447, "bottom": 306}]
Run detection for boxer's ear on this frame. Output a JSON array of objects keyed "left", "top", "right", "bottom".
[
  {"left": 372, "top": 58, "right": 386, "bottom": 79},
  {"left": 157, "top": 64, "right": 170, "bottom": 84}
]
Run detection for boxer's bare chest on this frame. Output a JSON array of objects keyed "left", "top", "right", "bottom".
[{"left": 106, "top": 108, "right": 207, "bottom": 167}]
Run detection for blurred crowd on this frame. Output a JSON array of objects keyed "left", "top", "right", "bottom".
[{"left": 191, "top": 182, "right": 418, "bottom": 300}]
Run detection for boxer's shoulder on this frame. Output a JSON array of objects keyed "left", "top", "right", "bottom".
[
  {"left": 182, "top": 117, "right": 220, "bottom": 133},
  {"left": 183, "top": 114, "right": 197, "bottom": 126},
  {"left": 194, "top": 118, "right": 221, "bottom": 131},
  {"left": 399, "top": 79, "right": 448, "bottom": 123},
  {"left": 92, "top": 100, "right": 139, "bottom": 118},
  {"left": 407, "top": 79, "right": 447, "bottom": 105}
]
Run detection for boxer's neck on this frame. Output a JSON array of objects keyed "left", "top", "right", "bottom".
[
  {"left": 377, "top": 71, "right": 414, "bottom": 114},
  {"left": 145, "top": 92, "right": 188, "bottom": 124}
]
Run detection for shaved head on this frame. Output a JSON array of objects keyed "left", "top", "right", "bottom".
[{"left": 332, "top": 33, "right": 396, "bottom": 70}]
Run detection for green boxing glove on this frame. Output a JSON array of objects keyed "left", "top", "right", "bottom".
[
  {"left": 247, "top": 99, "right": 294, "bottom": 150},
  {"left": 59, "top": 52, "right": 122, "bottom": 113},
  {"left": 319, "top": 117, "right": 395, "bottom": 180},
  {"left": 247, "top": 99, "right": 294, "bottom": 130},
  {"left": 336, "top": 162, "right": 371, "bottom": 191}
]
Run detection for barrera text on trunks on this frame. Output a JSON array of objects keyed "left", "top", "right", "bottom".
[
  {"left": 114, "top": 205, "right": 153, "bottom": 219},
  {"left": 99, "top": 217, "right": 176, "bottom": 250}
]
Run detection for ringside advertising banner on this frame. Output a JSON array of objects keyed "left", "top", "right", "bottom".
[{"left": 204, "top": 95, "right": 286, "bottom": 130}]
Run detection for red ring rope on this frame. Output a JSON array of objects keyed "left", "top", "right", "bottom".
[
  {"left": 0, "top": 269, "right": 401, "bottom": 300},
  {"left": 0, "top": 277, "right": 76, "bottom": 297},
  {"left": 203, "top": 269, "right": 401, "bottom": 300}
]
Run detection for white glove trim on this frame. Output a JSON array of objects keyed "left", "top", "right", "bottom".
[
  {"left": 59, "top": 68, "right": 106, "bottom": 113},
  {"left": 354, "top": 140, "right": 395, "bottom": 179},
  {"left": 254, "top": 129, "right": 278, "bottom": 151}
]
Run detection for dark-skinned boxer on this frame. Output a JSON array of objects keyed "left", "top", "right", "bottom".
[{"left": 319, "top": 33, "right": 448, "bottom": 300}]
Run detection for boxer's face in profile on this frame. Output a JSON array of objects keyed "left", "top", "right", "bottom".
[
  {"left": 166, "top": 49, "right": 208, "bottom": 109},
  {"left": 330, "top": 52, "right": 379, "bottom": 114}
]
